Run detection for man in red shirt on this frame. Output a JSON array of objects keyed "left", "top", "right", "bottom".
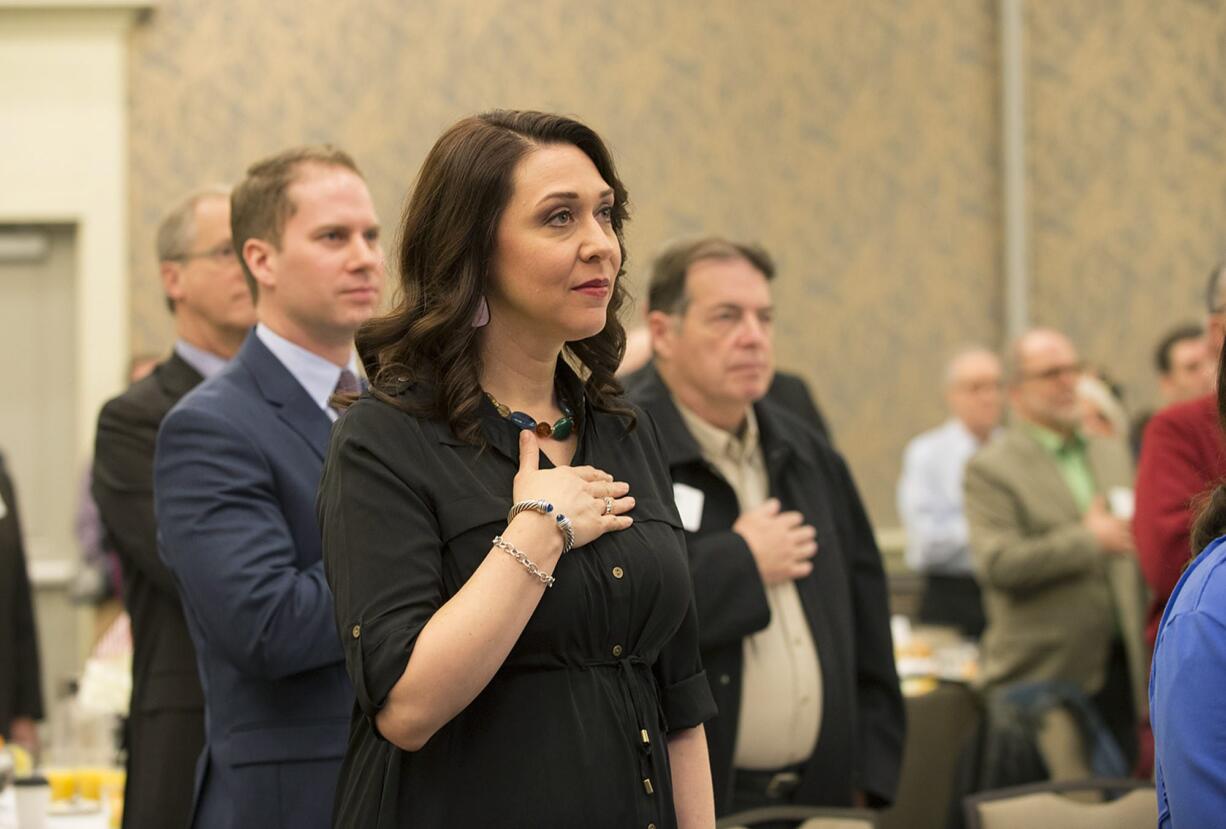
[
  {"left": 1134, "top": 264, "right": 1226, "bottom": 649},
  {"left": 1132, "top": 265, "right": 1226, "bottom": 778}
]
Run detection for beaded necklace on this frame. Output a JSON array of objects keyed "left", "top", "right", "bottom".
[{"left": 484, "top": 391, "right": 575, "bottom": 440}]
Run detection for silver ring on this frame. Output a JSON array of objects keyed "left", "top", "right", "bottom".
[{"left": 603, "top": 496, "right": 614, "bottom": 515}]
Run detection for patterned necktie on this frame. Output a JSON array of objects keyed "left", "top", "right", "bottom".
[{"left": 334, "top": 368, "right": 361, "bottom": 396}]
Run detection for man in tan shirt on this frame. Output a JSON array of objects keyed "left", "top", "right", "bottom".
[{"left": 630, "top": 237, "right": 903, "bottom": 816}]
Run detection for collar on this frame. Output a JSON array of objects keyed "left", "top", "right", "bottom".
[
  {"left": 174, "top": 339, "right": 230, "bottom": 380},
  {"left": 1022, "top": 420, "right": 1087, "bottom": 456},
  {"left": 676, "top": 398, "right": 761, "bottom": 466},
  {"left": 946, "top": 418, "right": 1000, "bottom": 448},
  {"left": 632, "top": 362, "right": 799, "bottom": 470},
  {"left": 255, "top": 323, "right": 358, "bottom": 417}
]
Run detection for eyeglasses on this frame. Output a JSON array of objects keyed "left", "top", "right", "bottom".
[
  {"left": 172, "top": 242, "right": 236, "bottom": 263},
  {"left": 1019, "top": 362, "right": 1084, "bottom": 383}
]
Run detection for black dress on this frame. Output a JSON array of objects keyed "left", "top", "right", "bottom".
[{"left": 318, "top": 370, "right": 716, "bottom": 829}]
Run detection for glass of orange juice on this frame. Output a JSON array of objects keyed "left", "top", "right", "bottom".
[
  {"left": 77, "top": 767, "right": 105, "bottom": 801},
  {"left": 43, "top": 767, "right": 76, "bottom": 801}
]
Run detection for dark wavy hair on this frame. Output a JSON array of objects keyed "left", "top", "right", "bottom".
[
  {"left": 353, "top": 110, "right": 634, "bottom": 443},
  {"left": 1190, "top": 335, "right": 1226, "bottom": 553}
]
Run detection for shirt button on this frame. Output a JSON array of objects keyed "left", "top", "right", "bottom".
[
  {"left": 351, "top": 625, "right": 361, "bottom": 639},
  {"left": 648, "top": 824, "right": 656, "bottom": 829},
  {"left": 719, "top": 674, "right": 731, "bottom": 685},
  {"left": 612, "top": 566, "right": 624, "bottom": 579},
  {"left": 612, "top": 644, "right": 623, "bottom": 657}
]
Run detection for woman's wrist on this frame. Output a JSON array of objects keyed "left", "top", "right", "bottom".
[{"left": 503, "top": 511, "right": 565, "bottom": 561}]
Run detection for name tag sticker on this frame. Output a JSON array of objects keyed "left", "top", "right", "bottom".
[
  {"left": 1108, "top": 486, "right": 1135, "bottom": 520},
  {"left": 672, "top": 483, "right": 704, "bottom": 532}
]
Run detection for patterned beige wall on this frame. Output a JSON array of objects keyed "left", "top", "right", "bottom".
[
  {"left": 1027, "top": 0, "right": 1226, "bottom": 415},
  {"left": 127, "top": 0, "right": 1003, "bottom": 524}
]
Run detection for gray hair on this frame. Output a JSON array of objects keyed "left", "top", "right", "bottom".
[
  {"left": 943, "top": 345, "right": 999, "bottom": 387},
  {"left": 155, "top": 185, "right": 230, "bottom": 263}
]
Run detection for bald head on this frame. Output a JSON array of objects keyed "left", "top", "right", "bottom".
[
  {"left": 944, "top": 348, "right": 1003, "bottom": 440},
  {"left": 1007, "top": 328, "right": 1084, "bottom": 435}
]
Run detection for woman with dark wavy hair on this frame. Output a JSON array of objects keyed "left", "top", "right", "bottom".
[
  {"left": 1150, "top": 333, "right": 1226, "bottom": 828},
  {"left": 317, "top": 111, "right": 716, "bottom": 827}
]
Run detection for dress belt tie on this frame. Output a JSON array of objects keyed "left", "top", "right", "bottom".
[{"left": 584, "top": 655, "right": 663, "bottom": 798}]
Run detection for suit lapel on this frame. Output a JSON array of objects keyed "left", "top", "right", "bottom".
[
  {"left": 1086, "top": 437, "right": 1129, "bottom": 493},
  {"left": 1009, "top": 427, "right": 1083, "bottom": 519},
  {"left": 156, "top": 351, "right": 204, "bottom": 402},
  {"left": 237, "top": 334, "right": 332, "bottom": 461}
]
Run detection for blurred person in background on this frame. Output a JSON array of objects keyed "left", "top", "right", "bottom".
[
  {"left": 1150, "top": 334, "right": 1226, "bottom": 828},
  {"left": 1133, "top": 268, "right": 1226, "bottom": 777},
  {"left": 92, "top": 187, "right": 254, "bottom": 829},
  {"left": 633, "top": 236, "right": 903, "bottom": 816},
  {"left": 622, "top": 276, "right": 834, "bottom": 445},
  {"left": 155, "top": 147, "right": 381, "bottom": 828},
  {"left": 1135, "top": 267, "right": 1226, "bottom": 653},
  {"left": 1130, "top": 324, "right": 1212, "bottom": 457},
  {"left": 73, "top": 356, "right": 158, "bottom": 621},
  {"left": 897, "top": 347, "right": 1003, "bottom": 638},
  {"left": 0, "top": 451, "right": 43, "bottom": 756},
  {"left": 964, "top": 329, "right": 1148, "bottom": 768},
  {"left": 1077, "top": 371, "right": 1129, "bottom": 441}
]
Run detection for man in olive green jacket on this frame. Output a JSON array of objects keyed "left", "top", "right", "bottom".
[{"left": 964, "top": 329, "right": 1148, "bottom": 764}]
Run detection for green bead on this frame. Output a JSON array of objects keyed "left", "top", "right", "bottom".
[{"left": 551, "top": 417, "right": 573, "bottom": 440}]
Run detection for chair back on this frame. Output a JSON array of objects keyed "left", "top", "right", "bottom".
[
  {"left": 963, "top": 779, "right": 1155, "bottom": 829},
  {"left": 878, "top": 682, "right": 982, "bottom": 829},
  {"left": 718, "top": 805, "right": 879, "bottom": 829}
]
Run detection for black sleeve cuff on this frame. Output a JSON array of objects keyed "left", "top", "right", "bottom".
[{"left": 660, "top": 670, "right": 718, "bottom": 733}]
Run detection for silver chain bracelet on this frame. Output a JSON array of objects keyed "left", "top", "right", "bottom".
[{"left": 492, "top": 535, "right": 555, "bottom": 588}]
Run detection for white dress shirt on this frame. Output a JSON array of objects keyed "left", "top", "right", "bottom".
[
  {"left": 897, "top": 419, "right": 992, "bottom": 575},
  {"left": 255, "top": 324, "right": 358, "bottom": 422}
]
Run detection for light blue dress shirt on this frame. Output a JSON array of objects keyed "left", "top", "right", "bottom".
[
  {"left": 255, "top": 324, "right": 358, "bottom": 422},
  {"left": 897, "top": 419, "right": 989, "bottom": 575},
  {"left": 174, "top": 338, "right": 229, "bottom": 380}
]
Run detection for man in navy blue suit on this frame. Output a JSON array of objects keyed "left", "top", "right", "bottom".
[{"left": 154, "top": 145, "right": 384, "bottom": 828}]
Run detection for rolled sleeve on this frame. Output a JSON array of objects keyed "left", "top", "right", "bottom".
[
  {"left": 653, "top": 590, "right": 718, "bottom": 733},
  {"left": 319, "top": 405, "right": 444, "bottom": 725},
  {"left": 659, "top": 669, "right": 716, "bottom": 732}
]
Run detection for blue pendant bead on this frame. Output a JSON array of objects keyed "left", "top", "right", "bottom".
[
  {"left": 508, "top": 411, "right": 537, "bottom": 431},
  {"left": 485, "top": 391, "right": 576, "bottom": 442}
]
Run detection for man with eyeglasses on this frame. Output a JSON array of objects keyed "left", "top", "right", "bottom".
[
  {"left": 897, "top": 347, "right": 1003, "bottom": 638},
  {"left": 630, "top": 237, "right": 903, "bottom": 816},
  {"left": 964, "top": 328, "right": 1148, "bottom": 771},
  {"left": 91, "top": 187, "right": 254, "bottom": 829}
]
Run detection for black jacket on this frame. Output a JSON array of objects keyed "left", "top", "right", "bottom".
[
  {"left": 0, "top": 452, "right": 43, "bottom": 736},
  {"left": 92, "top": 352, "right": 205, "bottom": 829},
  {"left": 630, "top": 371, "right": 904, "bottom": 812},
  {"left": 624, "top": 363, "right": 833, "bottom": 444}
]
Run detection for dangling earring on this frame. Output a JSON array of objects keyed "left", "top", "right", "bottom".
[{"left": 471, "top": 295, "right": 490, "bottom": 328}]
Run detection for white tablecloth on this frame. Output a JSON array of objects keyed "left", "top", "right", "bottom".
[{"left": 0, "top": 787, "right": 109, "bottom": 829}]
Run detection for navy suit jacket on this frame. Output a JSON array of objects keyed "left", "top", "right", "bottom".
[{"left": 154, "top": 332, "right": 352, "bottom": 829}]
